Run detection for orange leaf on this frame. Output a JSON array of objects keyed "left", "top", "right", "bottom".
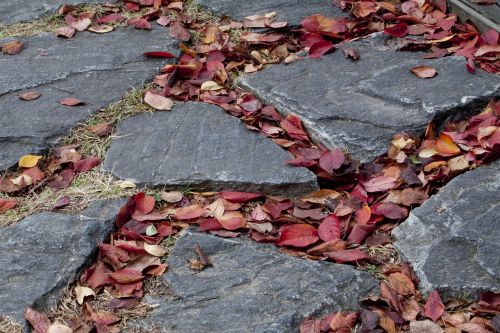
[
  {"left": 436, "top": 133, "right": 460, "bottom": 155},
  {"left": 388, "top": 272, "right": 416, "bottom": 295},
  {"left": 217, "top": 211, "right": 246, "bottom": 230}
]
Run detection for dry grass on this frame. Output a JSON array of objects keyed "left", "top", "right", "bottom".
[{"left": 0, "top": 316, "right": 22, "bottom": 333}]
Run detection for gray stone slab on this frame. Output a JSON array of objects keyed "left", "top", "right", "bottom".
[
  {"left": 0, "top": 199, "right": 123, "bottom": 323},
  {"left": 103, "top": 102, "right": 319, "bottom": 197},
  {"left": 139, "top": 228, "right": 379, "bottom": 333},
  {"left": 393, "top": 161, "right": 500, "bottom": 300},
  {"left": 0, "top": 0, "right": 105, "bottom": 26},
  {"left": 196, "top": 0, "right": 347, "bottom": 27},
  {"left": 239, "top": 34, "right": 500, "bottom": 162},
  {"left": 0, "top": 27, "right": 177, "bottom": 171}
]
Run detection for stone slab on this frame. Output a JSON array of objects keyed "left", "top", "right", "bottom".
[
  {"left": 393, "top": 161, "right": 500, "bottom": 300},
  {"left": 196, "top": 0, "right": 347, "bottom": 27},
  {"left": 139, "top": 228, "right": 379, "bottom": 333},
  {"left": 239, "top": 34, "right": 500, "bottom": 162},
  {"left": 0, "top": 200, "right": 123, "bottom": 323},
  {"left": 103, "top": 102, "right": 319, "bottom": 197},
  {"left": 0, "top": 0, "right": 105, "bottom": 26},
  {"left": 0, "top": 27, "right": 177, "bottom": 171}
]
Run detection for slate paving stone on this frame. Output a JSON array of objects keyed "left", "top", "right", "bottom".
[
  {"left": 138, "top": 228, "right": 379, "bottom": 333},
  {"left": 196, "top": 0, "right": 347, "bottom": 27},
  {"left": 0, "top": 27, "right": 177, "bottom": 171},
  {"left": 239, "top": 34, "right": 500, "bottom": 162},
  {"left": 0, "top": 0, "right": 105, "bottom": 26},
  {"left": 0, "top": 199, "right": 123, "bottom": 324},
  {"left": 393, "top": 161, "right": 500, "bottom": 300},
  {"left": 103, "top": 102, "right": 319, "bottom": 197}
]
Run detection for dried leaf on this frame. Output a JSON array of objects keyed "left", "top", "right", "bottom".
[
  {"left": 19, "top": 154, "right": 42, "bottom": 168},
  {"left": 75, "top": 285, "right": 95, "bottom": 304},
  {"left": 318, "top": 214, "right": 341, "bottom": 242},
  {"left": 424, "top": 290, "right": 445, "bottom": 322},
  {"left": 19, "top": 91, "right": 42, "bottom": 100},
  {"left": 277, "top": 224, "right": 319, "bottom": 247},
  {"left": 2, "top": 39, "right": 23, "bottom": 55},
  {"left": 144, "top": 91, "right": 174, "bottom": 110},
  {"left": 218, "top": 211, "right": 246, "bottom": 230},
  {"left": 411, "top": 66, "right": 438, "bottom": 78},
  {"left": 59, "top": 98, "right": 85, "bottom": 106}
]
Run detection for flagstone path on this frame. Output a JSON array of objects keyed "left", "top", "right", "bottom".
[{"left": 0, "top": 1, "right": 499, "bottom": 332}]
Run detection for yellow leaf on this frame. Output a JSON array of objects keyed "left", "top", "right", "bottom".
[
  {"left": 200, "top": 80, "right": 224, "bottom": 91},
  {"left": 18, "top": 154, "right": 42, "bottom": 168}
]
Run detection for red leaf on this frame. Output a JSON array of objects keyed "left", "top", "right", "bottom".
[
  {"left": 384, "top": 22, "right": 408, "bottom": 37},
  {"left": 309, "top": 40, "right": 334, "bottom": 58},
  {"left": 483, "top": 29, "right": 499, "bottom": 45},
  {"left": 73, "top": 157, "right": 101, "bottom": 172},
  {"left": 0, "top": 198, "right": 17, "bottom": 212},
  {"left": 411, "top": 66, "right": 438, "bottom": 78},
  {"left": 319, "top": 149, "right": 345, "bottom": 174},
  {"left": 25, "top": 307, "right": 50, "bottom": 333},
  {"left": 277, "top": 224, "right": 319, "bottom": 247},
  {"left": 134, "top": 192, "right": 155, "bottom": 214},
  {"left": 109, "top": 269, "right": 144, "bottom": 284},
  {"left": 424, "top": 290, "right": 445, "bottom": 322},
  {"left": 371, "top": 202, "right": 408, "bottom": 219},
  {"left": 128, "top": 18, "right": 152, "bottom": 30},
  {"left": 84, "top": 262, "right": 111, "bottom": 289},
  {"left": 199, "top": 218, "right": 223, "bottom": 231},
  {"left": 347, "top": 224, "right": 373, "bottom": 244},
  {"left": 54, "top": 196, "right": 70, "bottom": 209},
  {"left": 97, "top": 13, "right": 125, "bottom": 24},
  {"left": 318, "top": 214, "right": 341, "bottom": 242},
  {"left": 326, "top": 249, "right": 368, "bottom": 263},
  {"left": 59, "top": 97, "right": 85, "bottom": 106},
  {"left": 220, "top": 191, "right": 261, "bottom": 203},
  {"left": 143, "top": 51, "right": 177, "bottom": 58}
]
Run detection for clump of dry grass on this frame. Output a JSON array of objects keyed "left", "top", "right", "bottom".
[{"left": 0, "top": 316, "right": 22, "bottom": 333}]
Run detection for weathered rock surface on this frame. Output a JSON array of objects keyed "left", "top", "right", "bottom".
[
  {"left": 393, "top": 161, "right": 500, "bottom": 300},
  {"left": 196, "top": 0, "right": 346, "bottom": 27},
  {"left": 0, "top": 200, "right": 123, "bottom": 323},
  {"left": 0, "top": 27, "right": 177, "bottom": 171},
  {"left": 239, "top": 34, "right": 500, "bottom": 162},
  {"left": 0, "top": 0, "right": 105, "bottom": 25},
  {"left": 103, "top": 102, "right": 318, "bottom": 196},
  {"left": 139, "top": 228, "right": 379, "bottom": 333}
]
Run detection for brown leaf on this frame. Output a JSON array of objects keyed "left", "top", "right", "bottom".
[
  {"left": 410, "top": 319, "right": 444, "bottom": 333},
  {"left": 411, "top": 66, "right": 438, "bottom": 78},
  {"left": 388, "top": 272, "right": 416, "bottom": 295},
  {"left": 59, "top": 98, "right": 85, "bottom": 106},
  {"left": 300, "top": 317, "right": 321, "bottom": 333},
  {"left": 2, "top": 39, "right": 23, "bottom": 55},
  {"left": 19, "top": 92, "right": 42, "bottom": 100},
  {"left": 195, "top": 244, "right": 212, "bottom": 267},
  {"left": 0, "top": 198, "right": 17, "bottom": 212},
  {"left": 55, "top": 26, "right": 76, "bottom": 38},
  {"left": 343, "top": 48, "right": 360, "bottom": 60},
  {"left": 86, "top": 122, "right": 113, "bottom": 137},
  {"left": 330, "top": 312, "right": 358, "bottom": 333}
]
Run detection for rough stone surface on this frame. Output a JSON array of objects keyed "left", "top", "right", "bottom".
[
  {"left": 393, "top": 161, "right": 500, "bottom": 300},
  {"left": 239, "top": 34, "right": 500, "bottom": 162},
  {"left": 0, "top": 0, "right": 105, "bottom": 25},
  {"left": 103, "top": 102, "right": 319, "bottom": 196},
  {"left": 196, "top": 0, "right": 346, "bottom": 27},
  {"left": 0, "top": 200, "right": 123, "bottom": 323},
  {"left": 0, "top": 27, "right": 177, "bottom": 171},
  {"left": 140, "top": 228, "right": 379, "bottom": 333}
]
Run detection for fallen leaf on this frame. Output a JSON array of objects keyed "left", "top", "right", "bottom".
[
  {"left": 19, "top": 92, "right": 42, "bottom": 100},
  {"left": 195, "top": 244, "right": 212, "bottom": 267},
  {"left": 326, "top": 249, "right": 368, "bottom": 263},
  {"left": 55, "top": 26, "right": 76, "bottom": 38},
  {"left": 220, "top": 191, "right": 261, "bottom": 203},
  {"left": 18, "top": 154, "right": 42, "bottom": 168},
  {"left": 160, "top": 190, "right": 183, "bottom": 203},
  {"left": 58, "top": 98, "right": 85, "bottom": 106},
  {"left": 410, "top": 319, "right": 444, "bottom": 333},
  {"left": 73, "top": 157, "right": 101, "bottom": 172},
  {"left": 388, "top": 272, "right": 416, "bottom": 295},
  {"left": 86, "top": 122, "right": 113, "bottom": 137},
  {"left": 200, "top": 80, "right": 225, "bottom": 91},
  {"left": 25, "top": 307, "right": 50, "bottom": 333},
  {"left": 300, "top": 317, "right": 321, "bottom": 333},
  {"left": 343, "top": 47, "right": 360, "bottom": 60},
  {"left": 54, "top": 196, "right": 70, "bottom": 209},
  {"left": 2, "top": 39, "right": 23, "bottom": 55},
  {"left": 0, "top": 198, "right": 17, "bottom": 212},
  {"left": 277, "top": 224, "right": 319, "bottom": 247},
  {"left": 143, "top": 51, "right": 177, "bottom": 58},
  {"left": 88, "top": 24, "right": 114, "bottom": 33},
  {"left": 309, "top": 40, "right": 334, "bottom": 58},
  {"left": 175, "top": 204, "right": 206, "bottom": 220},
  {"left": 75, "top": 285, "right": 95, "bottom": 304},
  {"left": 144, "top": 243, "right": 167, "bottom": 256},
  {"left": 134, "top": 192, "right": 155, "bottom": 214},
  {"left": 319, "top": 149, "right": 345, "bottom": 174},
  {"left": 411, "top": 66, "right": 438, "bottom": 78},
  {"left": 218, "top": 211, "right": 246, "bottom": 230},
  {"left": 47, "top": 322, "right": 73, "bottom": 333},
  {"left": 424, "top": 290, "right": 445, "bottom": 322},
  {"left": 317, "top": 214, "right": 341, "bottom": 242},
  {"left": 144, "top": 91, "right": 174, "bottom": 110},
  {"left": 362, "top": 176, "right": 397, "bottom": 192},
  {"left": 128, "top": 17, "right": 152, "bottom": 30}
]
